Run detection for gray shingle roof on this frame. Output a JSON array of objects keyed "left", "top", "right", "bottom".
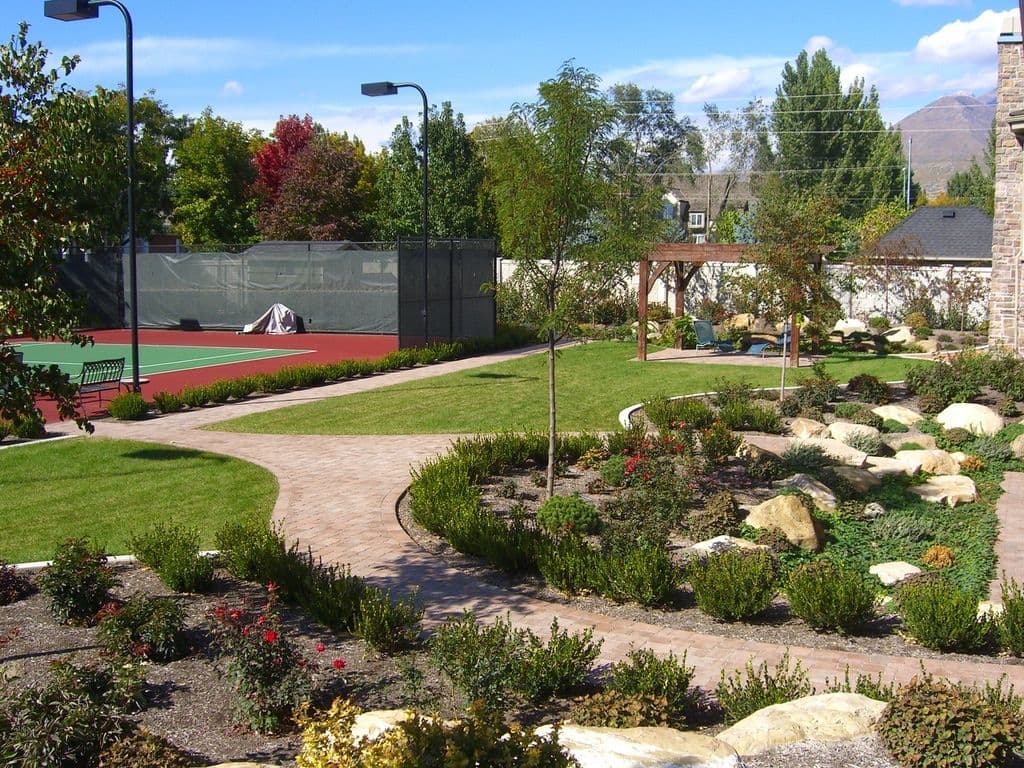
[{"left": 877, "top": 205, "right": 992, "bottom": 263}]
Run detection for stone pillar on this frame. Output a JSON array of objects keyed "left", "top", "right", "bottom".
[{"left": 992, "top": 17, "right": 1024, "bottom": 353}]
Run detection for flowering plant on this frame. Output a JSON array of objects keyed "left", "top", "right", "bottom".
[{"left": 208, "top": 583, "right": 344, "bottom": 733}]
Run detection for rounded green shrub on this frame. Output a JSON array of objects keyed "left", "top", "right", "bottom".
[
  {"left": 97, "top": 595, "right": 187, "bottom": 662},
  {"left": 785, "top": 561, "right": 876, "bottom": 634},
  {"left": 903, "top": 311, "right": 928, "bottom": 329},
  {"left": 997, "top": 398, "right": 1021, "bottom": 418},
  {"left": 845, "top": 373, "right": 892, "bottom": 404},
  {"left": 850, "top": 409, "right": 884, "bottom": 429},
  {"left": 833, "top": 402, "right": 866, "bottom": 419},
  {"left": 687, "top": 549, "right": 778, "bottom": 621},
  {"left": 97, "top": 728, "right": 196, "bottom": 768},
  {"left": 151, "top": 390, "right": 184, "bottom": 414},
  {"left": 942, "top": 426, "right": 972, "bottom": 447},
  {"left": 916, "top": 392, "right": 948, "bottom": 415},
  {"left": 878, "top": 677, "right": 1021, "bottom": 768},
  {"left": 881, "top": 418, "right": 908, "bottom": 434},
  {"left": 607, "top": 648, "right": 696, "bottom": 727},
  {"left": 537, "top": 494, "right": 600, "bottom": 535},
  {"left": 600, "top": 454, "right": 628, "bottom": 487},
  {"left": 896, "top": 576, "right": 993, "bottom": 652},
  {"left": 844, "top": 432, "right": 883, "bottom": 457},
  {"left": 972, "top": 437, "right": 1013, "bottom": 463},
  {"left": 38, "top": 538, "right": 119, "bottom": 625},
  {"left": 745, "top": 451, "right": 787, "bottom": 482}
]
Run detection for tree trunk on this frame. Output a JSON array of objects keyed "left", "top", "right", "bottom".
[
  {"left": 546, "top": 328, "right": 557, "bottom": 500},
  {"left": 789, "top": 312, "right": 800, "bottom": 367}
]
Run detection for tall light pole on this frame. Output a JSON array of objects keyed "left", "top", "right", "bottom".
[
  {"left": 45, "top": 0, "right": 140, "bottom": 392},
  {"left": 361, "top": 81, "right": 429, "bottom": 345}
]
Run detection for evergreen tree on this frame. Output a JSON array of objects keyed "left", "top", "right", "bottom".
[{"left": 945, "top": 121, "right": 995, "bottom": 215}]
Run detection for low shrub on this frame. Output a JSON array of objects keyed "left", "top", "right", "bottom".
[
  {"left": 600, "top": 539, "right": 679, "bottom": 606},
  {"left": 97, "top": 595, "right": 187, "bottom": 662},
  {"left": 0, "top": 659, "right": 144, "bottom": 768},
  {"left": 12, "top": 412, "right": 46, "bottom": 438},
  {"left": 959, "top": 455, "right": 986, "bottom": 473},
  {"left": 850, "top": 409, "right": 884, "bottom": 429},
  {"left": 642, "top": 396, "right": 715, "bottom": 432},
  {"left": 997, "top": 398, "right": 1021, "bottom": 418},
  {"left": 519, "top": 618, "right": 602, "bottom": 702},
  {"left": 700, "top": 420, "right": 741, "bottom": 468},
  {"left": 0, "top": 561, "right": 33, "bottom": 605},
  {"left": 999, "top": 576, "right": 1024, "bottom": 657},
  {"left": 942, "top": 426, "right": 973, "bottom": 447},
  {"left": 37, "top": 538, "right": 119, "bottom": 625},
  {"left": 96, "top": 728, "right": 197, "bottom": 768},
  {"left": 687, "top": 491, "right": 742, "bottom": 542},
  {"left": 107, "top": 392, "right": 149, "bottom": 420},
  {"left": 536, "top": 493, "right": 600, "bottom": 535},
  {"left": 916, "top": 392, "right": 948, "bottom": 415},
  {"left": 714, "top": 651, "right": 813, "bottom": 724},
  {"left": 687, "top": 549, "right": 778, "bottom": 621},
  {"left": 296, "top": 699, "right": 577, "bottom": 768},
  {"left": 535, "top": 534, "right": 602, "bottom": 595},
  {"left": 570, "top": 690, "right": 670, "bottom": 728},
  {"left": 130, "top": 523, "right": 215, "bottom": 593},
  {"left": 353, "top": 587, "right": 423, "bottom": 655},
  {"left": 228, "top": 375, "right": 260, "bottom": 399},
  {"left": 745, "top": 451, "right": 787, "bottom": 482},
  {"left": 607, "top": 648, "right": 696, "bottom": 727},
  {"left": 920, "top": 544, "right": 955, "bottom": 569},
  {"left": 215, "top": 518, "right": 289, "bottom": 583},
  {"left": 844, "top": 432, "right": 883, "bottom": 457},
  {"left": 972, "top": 436, "right": 1013, "bottom": 463},
  {"left": 205, "top": 379, "right": 234, "bottom": 404},
  {"left": 781, "top": 442, "right": 832, "bottom": 474},
  {"left": 881, "top": 418, "right": 908, "bottom": 433},
  {"left": 878, "top": 676, "right": 1021, "bottom": 768},
  {"left": 784, "top": 561, "right": 875, "bottom": 634},
  {"left": 833, "top": 402, "right": 865, "bottom": 419},
  {"left": 151, "top": 390, "right": 184, "bottom": 414},
  {"left": 903, "top": 311, "right": 928, "bottom": 329},
  {"left": 897, "top": 576, "right": 993, "bottom": 652},
  {"left": 824, "top": 667, "right": 897, "bottom": 703},
  {"left": 795, "top": 362, "right": 841, "bottom": 408},
  {"left": 718, "top": 401, "right": 783, "bottom": 434},
  {"left": 845, "top": 373, "right": 892, "bottom": 404}
]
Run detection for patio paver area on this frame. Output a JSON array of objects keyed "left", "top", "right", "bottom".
[{"left": 53, "top": 345, "right": 1024, "bottom": 691}]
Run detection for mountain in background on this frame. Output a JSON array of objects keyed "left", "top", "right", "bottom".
[{"left": 897, "top": 90, "right": 995, "bottom": 197}]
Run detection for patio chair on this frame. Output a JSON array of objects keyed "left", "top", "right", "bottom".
[
  {"left": 693, "top": 320, "right": 734, "bottom": 352},
  {"left": 745, "top": 330, "right": 790, "bottom": 357}
]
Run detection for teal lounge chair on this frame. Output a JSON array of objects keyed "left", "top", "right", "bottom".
[
  {"left": 745, "top": 330, "right": 790, "bottom": 356},
  {"left": 693, "top": 320, "right": 734, "bottom": 352}
]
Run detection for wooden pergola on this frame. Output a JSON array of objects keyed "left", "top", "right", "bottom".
[{"left": 637, "top": 243, "right": 824, "bottom": 365}]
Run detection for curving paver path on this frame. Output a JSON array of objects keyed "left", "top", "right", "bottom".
[{"left": 51, "top": 346, "right": 1024, "bottom": 691}]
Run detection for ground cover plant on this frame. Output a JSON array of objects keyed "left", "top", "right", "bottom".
[
  {"left": 210, "top": 341, "right": 925, "bottom": 435},
  {"left": 0, "top": 438, "right": 277, "bottom": 563}
]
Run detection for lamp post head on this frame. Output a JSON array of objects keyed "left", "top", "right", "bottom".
[
  {"left": 361, "top": 81, "right": 399, "bottom": 97},
  {"left": 43, "top": 0, "right": 99, "bottom": 20}
]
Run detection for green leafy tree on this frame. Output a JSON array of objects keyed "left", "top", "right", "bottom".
[
  {"left": 1, "top": 23, "right": 94, "bottom": 432},
  {"left": 371, "top": 102, "right": 492, "bottom": 240},
  {"left": 771, "top": 49, "right": 905, "bottom": 218},
  {"left": 750, "top": 174, "right": 843, "bottom": 360},
  {"left": 945, "top": 121, "right": 995, "bottom": 215},
  {"left": 700, "top": 99, "right": 773, "bottom": 227},
  {"left": 486, "top": 62, "right": 657, "bottom": 496},
  {"left": 170, "top": 108, "right": 260, "bottom": 246}
]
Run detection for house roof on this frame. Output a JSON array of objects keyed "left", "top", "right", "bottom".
[{"left": 877, "top": 205, "right": 992, "bottom": 264}]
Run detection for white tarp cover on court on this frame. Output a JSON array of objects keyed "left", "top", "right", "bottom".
[{"left": 240, "top": 303, "right": 298, "bottom": 334}]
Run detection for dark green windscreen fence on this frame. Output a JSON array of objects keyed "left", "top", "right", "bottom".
[{"left": 58, "top": 239, "right": 496, "bottom": 345}]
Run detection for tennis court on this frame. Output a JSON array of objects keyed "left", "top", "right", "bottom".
[{"left": 17, "top": 341, "right": 307, "bottom": 378}]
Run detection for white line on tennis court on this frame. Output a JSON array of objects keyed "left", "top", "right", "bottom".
[{"left": 23, "top": 348, "right": 314, "bottom": 372}]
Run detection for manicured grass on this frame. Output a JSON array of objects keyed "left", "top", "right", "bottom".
[
  {"left": 209, "top": 341, "right": 928, "bottom": 435},
  {"left": 0, "top": 437, "right": 277, "bottom": 563}
]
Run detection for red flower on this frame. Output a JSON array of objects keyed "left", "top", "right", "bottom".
[
  {"left": 213, "top": 606, "right": 226, "bottom": 619},
  {"left": 332, "top": 658, "right": 346, "bottom": 670},
  {"left": 315, "top": 642, "right": 326, "bottom": 653},
  {"left": 267, "top": 582, "right": 278, "bottom": 593},
  {"left": 228, "top": 609, "right": 242, "bottom": 620},
  {"left": 256, "top": 615, "right": 267, "bottom": 625},
  {"left": 263, "top": 629, "right": 278, "bottom": 643},
  {"left": 242, "top": 626, "right": 251, "bottom": 637}
]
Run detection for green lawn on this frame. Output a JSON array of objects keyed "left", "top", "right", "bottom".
[
  {"left": 209, "top": 341, "right": 928, "bottom": 435},
  {"left": 0, "top": 437, "right": 277, "bottom": 563}
]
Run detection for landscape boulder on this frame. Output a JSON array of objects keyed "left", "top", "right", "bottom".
[
  {"left": 869, "top": 561, "right": 921, "bottom": 586},
  {"left": 882, "top": 325, "right": 915, "bottom": 345},
  {"left": 745, "top": 495, "right": 822, "bottom": 551},
  {"left": 935, "top": 403, "right": 1005, "bottom": 436},
  {"left": 909, "top": 475, "right": 978, "bottom": 507},
  {"left": 833, "top": 318, "right": 867, "bottom": 336},
  {"left": 827, "top": 421, "right": 880, "bottom": 445},
  {"left": 788, "top": 417, "right": 828, "bottom": 439},
  {"left": 871, "top": 404, "right": 923, "bottom": 427},
  {"left": 535, "top": 724, "right": 740, "bottom": 768},
  {"left": 352, "top": 709, "right": 416, "bottom": 741},
  {"left": 881, "top": 432, "right": 937, "bottom": 452},
  {"left": 867, "top": 456, "right": 920, "bottom": 477},
  {"left": 1011, "top": 433, "right": 1024, "bottom": 460},
  {"left": 716, "top": 693, "right": 886, "bottom": 756},
  {"left": 689, "top": 535, "right": 770, "bottom": 558},
  {"left": 772, "top": 473, "right": 837, "bottom": 512},
  {"left": 894, "top": 449, "right": 960, "bottom": 475},
  {"left": 828, "top": 466, "right": 882, "bottom": 494}
]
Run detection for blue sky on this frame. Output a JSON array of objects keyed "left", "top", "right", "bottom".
[{"left": 2, "top": 1, "right": 1016, "bottom": 148}]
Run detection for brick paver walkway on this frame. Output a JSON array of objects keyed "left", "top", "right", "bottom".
[{"left": 53, "top": 346, "right": 1024, "bottom": 691}]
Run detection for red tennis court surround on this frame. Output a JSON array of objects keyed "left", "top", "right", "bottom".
[{"left": 33, "top": 328, "right": 397, "bottom": 424}]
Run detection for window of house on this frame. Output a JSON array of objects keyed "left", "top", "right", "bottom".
[
  {"left": 693, "top": 233, "right": 706, "bottom": 244},
  {"left": 688, "top": 211, "right": 706, "bottom": 229}
]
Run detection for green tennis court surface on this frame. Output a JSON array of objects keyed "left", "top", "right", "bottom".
[{"left": 15, "top": 342, "right": 309, "bottom": 376}]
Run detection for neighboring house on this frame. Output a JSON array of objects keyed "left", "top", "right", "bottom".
[
  {"left": 663, "top": 174, "right": 757, "bottom": 243},
  {"left": 877, "top": 205, "right": 993, "bottom": 265},
  {"left": 992, "top": 13, "right": 1024, "bottom": 353}
]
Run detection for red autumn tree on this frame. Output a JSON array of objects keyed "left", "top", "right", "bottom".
[{"left": 253, "top": 114, "right": 315, "bottom": 206}]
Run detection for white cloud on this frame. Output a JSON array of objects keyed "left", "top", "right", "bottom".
[
  {"left": 914, "top": 9, "right": 1016, "bottom": 62},
  {"left": 681, "top": 68, "right": 754, "bottom": 101},
  {"left": 222, "top": 80, "right": 243, "bottom": 96},
  {"left": 804, "top": 35, "right": 835, "bottom": 54}
]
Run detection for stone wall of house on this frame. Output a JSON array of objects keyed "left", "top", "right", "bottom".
[{"left": 991, "top": 20, "right": 1024, "bottom": 352}]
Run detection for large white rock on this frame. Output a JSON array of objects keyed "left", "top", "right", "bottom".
[
  {"left": 352, "top": 709, "right": 416, "bottom": 741},
  {"left": 1012, "top": 434, "right": 1024, "bottom": 460},
  {"left": 788, "top": 417, "right": 828, "bottom": 439},
  {"left": 883, "top": 325, "right": 915, "bottom": 344},
  {"left": 916, "top": 339, "right": 940, "bottom": 354},
  {"left": 741, "top": 435, "right": 867, "bottom": 467},
  {"left": 867, "top": 455, "right": 920, "bottom": 477},
  {"left": 772, "top": 473, "right": 837, "bottom": 512},
  {"left": 828, "top": 465, "right": 882, "bottom": 493},
  {"left": 716, "top": 693, "right": 887, "bottom": 757},
  {"left": 869, "top": 561, "right": 921, "bottom": 586},
  {"left": 745, "top": 495, "right": 822, "bottom": 551},
  {"left": 827, "top": 421, "right": 881, "bottom": 445},
  {"left": 689, "top": 535, "right": 770, "bottom": 557},
  {"left": 833, "top": 318, "right": 867, "bottom": 335},
  {"left": 800, "top": 437, "right": 869, "bottom": 467},
  {"left": 936, "top": 403, "right": 1005, "bottom": 437},
  {"left": 536, "top": 724, "right": 740, "bottom": 768},
  {"left": 871, "top": 404, "right": 923, "bottom": 427},
  {"left": 894, "top": 449, "right": 961, "bottom": 475},
  {"left": 909, "top": 474, "right": 978, "bottom": 507}
]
